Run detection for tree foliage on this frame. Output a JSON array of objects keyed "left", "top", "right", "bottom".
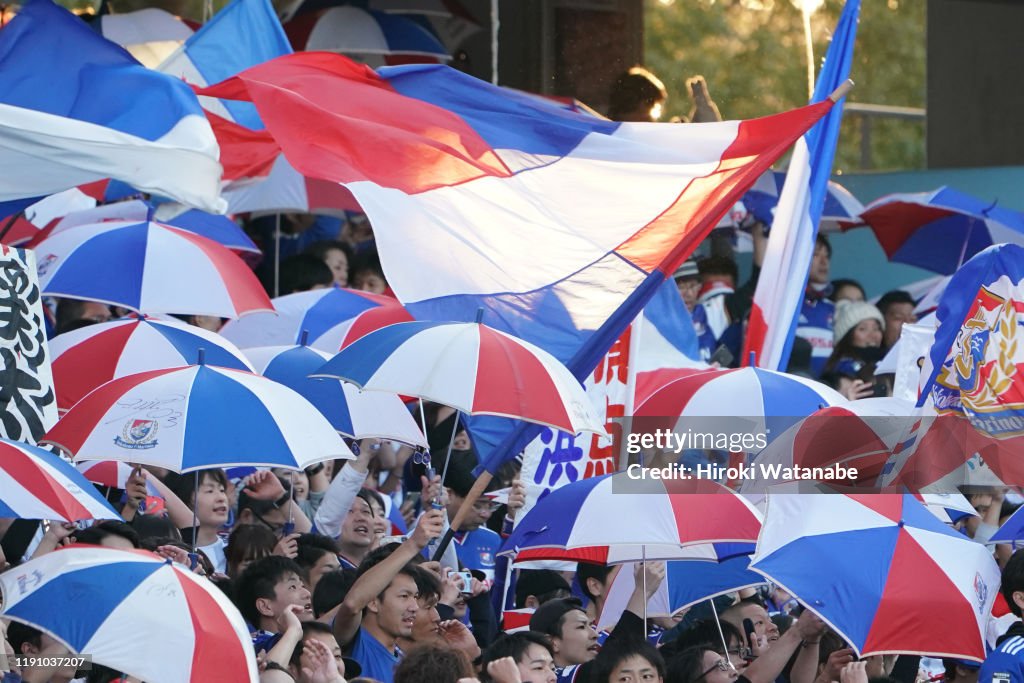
[{"left": 644, "top": 0, "right": 926, "bottom": 171}]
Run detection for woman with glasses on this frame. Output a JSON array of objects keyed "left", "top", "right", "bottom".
[{"left": 666, "top": 646, "right": 740, "bottom": 683}]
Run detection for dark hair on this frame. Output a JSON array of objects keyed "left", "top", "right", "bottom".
[
  {"left": 576, "top": 563, "right": 614, "bottom": 602},
  {"left": 697, "top": 256, "right": 738, "bottom": 284},
  {"left": 414, "top": 565, "right": 442, "bottom": 604},
  {"left": 394, "top": 645, "right": 473, "bottom": 683},
  {"left": 360, "top": 487, "right": 386, "bottom": 512},
  {"left": 355, "top": 544, "right": 421, "bottom": 604},
  {"left": 480, "top": 632, "right": 554, "bottom": 681},
  {"left": 54, "top": 298, "right": 111, "bottom": 335},
  {"left": 305, "top": 240, "right": 353, "bottom": 277},
  {"left": 515, "top": 569, "right": 572, "bottom": 608},
  {"left": 351, "top": 249, "right": 386, "bottom": 281},
  {"left": 233, "top": 555, "right": 304, "bottom": 627},
  {"left": 130, "top": 514, "right": 182, "bottom": 543},
  {"left": 608, "top": 66, "right": 667, "bottom": 120},
  {"left": 875, "top": 290, "right": 915, "bottom": 316},
  {"left": 816, "top": 233, "right": 833, "bottom": 258},
  {"left": 830, "top": 278, "right": 865, "bottom": 302},
  {"left": 666, "top": 645, "right": 718, "bottom": 683},
  {"left": 1003, "top": 549, "right": 1024, "bottom": 617},
  {"left": 593, "top": 639, "right": 665, "bottom": 683},
  {"left": 6, "top": 621, "right": 42, "bottom": 654},
  {"left": 663, "top": 619, "right": 741, "bottom": 659},
  {"left": 313, "top": 568, "right": 358, "bottom": 618},
  {"left": 289, "top": 621, "right": 338, "bottom": 668},
  {"left": 225, "top": 524, "right": 278, "bottom": 575},
  {"left": 165, "top": 469, "right": 228, "bottom": 509},
  {"left": 73, "top": 520, "right": 140, "bottom": 548},
  {"left": 295, "top": 533, "right": 340, "bottom": 576},
  {"left": 277, "top": 254, "right": 333, "bottom": 296}
]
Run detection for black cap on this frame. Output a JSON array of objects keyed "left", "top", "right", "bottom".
[{"left": 529, "top": 597, "right": 585, "bottom": 636}]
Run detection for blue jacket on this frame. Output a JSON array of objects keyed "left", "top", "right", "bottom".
[{"left": 980, "top": 622, "right": 1024, "bottom": 683}]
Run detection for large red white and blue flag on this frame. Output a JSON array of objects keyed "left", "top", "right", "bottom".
[
  {"left": 744, "top": 0, "right": 860, "bottom": 371},
  {"left": 199, "top": 53, "right": 836, "bottom": 470},
  {"left": 0, "top": 0, "right": 223, "bottom": 213},
  {"left": 158, "top": 0, "right": 292, "bottom": 130}
]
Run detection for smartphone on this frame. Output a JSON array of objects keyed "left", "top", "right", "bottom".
[
  {"left": 742, "top": 618, "right": 756, "bottom": 648},
  {"left": 381, "top": 535, "right": 408, "bottom": 545},
  {"left": 871, "top": 381, "right": 888, "bottom": 398},
  {"left": 710, "top": 344, "right": 734, "bottom": 368}
]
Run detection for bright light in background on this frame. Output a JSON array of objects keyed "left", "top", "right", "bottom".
[{"left": 790, "top": 0, "right": 826, "bottom": 12}]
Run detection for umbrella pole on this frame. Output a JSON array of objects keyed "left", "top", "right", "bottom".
[
  {"left": 709, "top": 597, "right": 735, "bottom": 669},
  {"left": 432, "top": 470, "right": 493, "bottom": 561},
  {"left": 490, "top": 0, "right": 499, "bottom": 85},
  {"left": 190, "top": 469, "right": 199, "bottom": 555},
  {"left": 274, "top": 214, "right": 282, "bottom": 298},
  {"left": 0, "top": 210, "right": 22, "bottom": 242},
  {"left": 438, "top": 409, "right": 460, "bottom": 490},
  {"left": 641, "top": 545, "right": 648, "bottom": 637},
  {"left": 957, "top": 220, "right": 975, "bottom": 270}
]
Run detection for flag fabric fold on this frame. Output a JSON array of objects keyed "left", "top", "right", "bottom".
[
  {"left": 198, "top": 52, "right": 835, "bottom": 470},
  {"left": 743, "top": 0, "right": 860, "bottom": 371},
  {"left": 0, "top": 0, "right": 224, "bottom": 213}
]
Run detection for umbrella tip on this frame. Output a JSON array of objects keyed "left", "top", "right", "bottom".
[
  {"left": 475, "top": 308, "right": 484, "bottom": 324},
  {"left": 299, "top": 329, "right": 309, "bottom": 346},
  {"left": 197, "top": 347, "right": 206, "bottom": 365}
]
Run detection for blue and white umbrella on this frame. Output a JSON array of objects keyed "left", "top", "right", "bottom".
[
  {"left": 219, "top": 287, "right": 404, "bottom": 352},
  {"left": 43, "top": 364, "right": 354, "bottom": 472},
  {"left": 597, "top": 555, "right": 763, "bottom": 630},
  {"left": 286, "top": 6, "right": 450, "bottom": 60},
  {"left": 0, "top": 546, "right": 258, "bottom": 683},
  {"left": 744, "top": 169, "right": 864, "bottom": 232},
  {"left": 244, "top": 344, "right": 427, "bottom": 446}
]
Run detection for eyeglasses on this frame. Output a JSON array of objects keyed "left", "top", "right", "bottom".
[
  {"left": 726, "top": 646, "right": 752, "bottom": 660},
  {"left": 696, "top": 659, "right": 737, "bottom": 679}
]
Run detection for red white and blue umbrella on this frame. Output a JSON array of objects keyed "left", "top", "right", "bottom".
[
  {"left": 22, "top": 199, "right": 259, "bottom": 254},
  {"left": 96, "top": 8, "right": 196, "bottom": 68},
  {"left": 499, "top": 473, "right": 763, "bottom": 563},
  {"left": 42, "top": 365, "right": 354, "bottom": 473},
  {"left": 285, "top": 6, "right": 450, "bottom": 60},
  {"left": 634, "top": 367, "right": 846, "bottom": 446},
  {"left": 50, "top": 316, "right": 253, "bottom": 413},
  {"left": 35, "top": 220, "right": 272, "bottom": 319},
  {"left": 750, "top": 493, "right": 999, "bottom": 660},
  {"left": 314, "top": 321, "right": 605, "bottom": 436},
  {"left": 0, "top": 439, "right": 120, "bottom": 522},
  {"left": 847, "top": 186, "right": 1024, "bottom": 274},
  {"left": 244, "top": 344, "right": 427, "bottom": 446},
  {"left": 743, "top": 169, "right": 864, "bottom": 232},
  {"left": 597, "top": 555, "right": 763, "bottom": 630},
  {"left": 77, "top": 460, "right": 160, "bottom": 495},
  {"left": 0, "top": 546, "right": 258, "bottom": 683},
  {"left": 219, "top": 287, "right": 404, "bottom": 351}
]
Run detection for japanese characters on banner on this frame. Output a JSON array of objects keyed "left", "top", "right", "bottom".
[{"left": 519, "top": 326, "right": 631, "bottom": 521}]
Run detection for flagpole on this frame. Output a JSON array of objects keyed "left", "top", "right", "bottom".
[
  {"left": 274, "top": 214, "right": 281, "bottom": 298},
  {"left": 490, "top": 0, "right": 499, "bottom": 85}
]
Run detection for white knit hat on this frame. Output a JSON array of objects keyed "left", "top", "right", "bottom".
[{"left": 833, "top": 300, "right": 885, "bottom": 343}]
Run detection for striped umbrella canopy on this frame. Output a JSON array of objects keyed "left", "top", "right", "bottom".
[
  {"left": 500, "top": 473, "right": 763, "bottom": 563},
  {"left": 50, "top": 316, "right": 253, "bottom": 413},
  {"left": 0, "top": 545, "right": 258, "bottom": 683},
  {"left": 0, "top": 439, "right": 121, "bottom": 522},
  {"left": 313, "top": 320, "right": 605, "bottom": 436},
  {"left": 35, "top": 220, "right": 272, "bottom": 319},
  {"left": 751, "top": 493, "right": 999, "bottom": 660},
  {"left": 245, "top": 344, "right": 427, "bottom": 446},
  {"left": 43, "top": 365, "right": 354, "bottom": 473}
]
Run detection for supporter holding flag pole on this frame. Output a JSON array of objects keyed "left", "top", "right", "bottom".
[
  {"left": 743, "top": 0, "right": 861, "bottom": 371},
  {"left": 196, "top": 55, "right": 850, "bottom": 540}
]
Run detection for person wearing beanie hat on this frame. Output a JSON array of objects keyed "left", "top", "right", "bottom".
[
  {"left": 832, "top": 300, "right": 885, "bottom": 345},
  {"left": 822, "top": 300, "right": 886, "bottom": 401}
]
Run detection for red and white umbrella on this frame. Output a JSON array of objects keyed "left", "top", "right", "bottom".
[
  {"left": 0, "top": 546, "right": 258, "bottom": 683},
  {"left": 313, "top": 320, "right": 605, "bottom": 436},
  {"left": 51, "top": 316, "right": 253, "bottom": 413},
  {"left": 35, "top": 220, "right": 272, "bottom": 319},
  {"left": 0, "top": 440, "right": 121, "bottom": 522},
  {"left": 500, "top": 472, "right": 763, "bottom": 563}
]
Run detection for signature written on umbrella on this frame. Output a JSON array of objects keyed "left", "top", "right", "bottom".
[{"left": 103, "top": 395, "right": 185, "bottom": 429}]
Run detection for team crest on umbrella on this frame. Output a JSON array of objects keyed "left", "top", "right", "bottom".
[
  {"left": 974, "top": 571, "right": 988, "bottom": 615},
  {"left": 114, "top": 419, "right": 159, "bottom": 450}
]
